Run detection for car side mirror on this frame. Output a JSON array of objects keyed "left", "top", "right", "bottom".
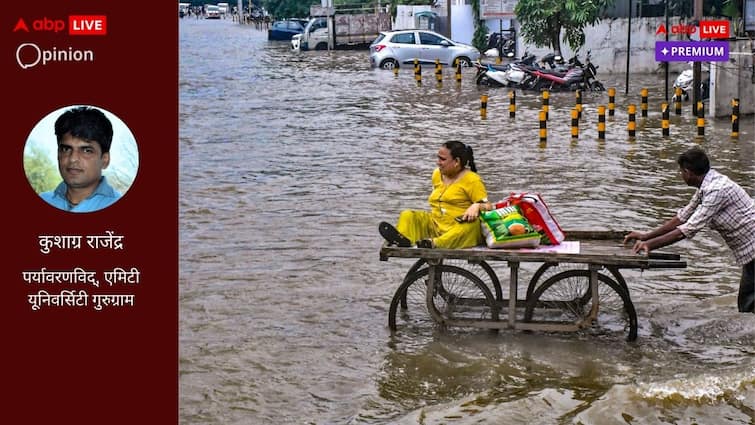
[{"left": 440, "top": 40, "right": 451, "bottom": 47}]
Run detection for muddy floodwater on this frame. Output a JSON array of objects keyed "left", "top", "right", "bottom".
[{"left": 179, "top": 17, "right": 755, "bottom": 424}]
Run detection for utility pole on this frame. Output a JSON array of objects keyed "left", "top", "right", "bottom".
[
  {"left": 693, "top": 0, "right": 703, "bottom": 115},
  {"left": 664, "top": 0, "right": 669, "bottom": 101},
  {"left": 446, "top": 0, "right": 452, "bottom": 39},
  {"left": 625, "top": 0, "right": 632, "bottom": 94}
]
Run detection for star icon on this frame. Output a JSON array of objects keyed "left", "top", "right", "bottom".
[{"left": 661, "top": 47, "right": 669, "bottom": 55}]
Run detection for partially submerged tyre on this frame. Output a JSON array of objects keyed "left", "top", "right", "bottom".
[
  {"left": 523, "top": 269, "right": 638, "bottom": 341},
  {"left": 388, "top": 265, "right": 499, "bottom": 333},
  {"left": 454, "top": 57, "right": 472, "bottom": 67},
  {"left": 380, "top": 58, "right": 398, "bottom": 70}
]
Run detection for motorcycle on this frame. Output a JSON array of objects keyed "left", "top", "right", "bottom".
[
  {"left": 484, "top": 31, "right": 516, "bottom": 59},
  {"left": 523, "top": 51, "right": 604, "bottom": 92},
  {"left": 579, "top": 51, "right": 604, "bottom": 91}
]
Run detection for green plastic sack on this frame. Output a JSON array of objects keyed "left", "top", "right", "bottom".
[{"left": 480, "top": 205, "right": 541, "bottom": 249}]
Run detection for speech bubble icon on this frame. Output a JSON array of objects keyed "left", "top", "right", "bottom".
[{"left": 16, "top": 43, "right": 41, "bottom": 69}]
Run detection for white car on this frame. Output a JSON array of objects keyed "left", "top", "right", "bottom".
[{"left": 369, "top": 29, "right": 480, "bottom": 70}]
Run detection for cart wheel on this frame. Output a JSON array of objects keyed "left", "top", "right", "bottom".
[
  {"left": 403, "top": 259, "right": 503, "bottom": 301},
  {"left": 522, "top": 270, "right": 638, "bottom": 341},
  {"left": 389, "top": 265, "right": 499, "bottom": 333}
]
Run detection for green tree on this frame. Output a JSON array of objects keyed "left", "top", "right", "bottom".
[
  {"left": 514, "top": 0, "right": 614, "bottom": 56},
  {"left": 23, "top": 147, "right": 59, "bottom": 194},
  {"left": 261, "top": 0, "right": 313, "bottom": 19}
]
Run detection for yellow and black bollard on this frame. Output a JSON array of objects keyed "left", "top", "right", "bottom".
[
  {"left": 661, "top": 102, "right": 670, "bottom": 137},
  {"left": 731, "top": 98, "right": 739, "bottom": 138},
  {"left": 455, "top": 58, "right": 462, "bottom": 84},
  {"left": 393, "top": 63, "right": 399, "bottom": 77},
  {"left": 575, "top": 89, "right": 582, "bottom": 119},
  {"left": 539, "top": 109, "right": 547, "bottom": 143},
  {"left": 571, "top": 108, "right": 579, "bottom": 139},
  {"left": 640, "top": 88, "right": 648, "bottom": 118},
  {"left": 608, "top": 87, "right": 616, "bottom": 117},
  {"left": 480, "top": 94, "right": 488, "bottom": 119},
  {"left": 696, "top": 101, "right": 705, "bottom": 137},
  {"left": 542, "top": 90, "right": 550, "bottom": 120},
  {"left": 414, "top": 58, "right": 421, "bottom": 85},
  {"left": 598, "top": 105, "right": 606, "bottom": 141},
  {"left": 509, "top": 90, "right": 516, "bottom": 118},
  {"left": 435, "top": 59, "right": 442, "bottom": 84},
  {"left": 674, "top": 87, "right": 682, "bottom": 115},
  {"left": 628, "top": 104, "right": 636, "bottom": 138}
]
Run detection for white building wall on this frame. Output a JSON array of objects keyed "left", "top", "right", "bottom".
[
  {"left": 451, "top": 5, "right": 474, "bottom": 44},
  {"left": 518, "top": 17, "right": 705, "bottom": 74},
  {"left": 394, "top": 5, "right": 432, "bottom": 30}
]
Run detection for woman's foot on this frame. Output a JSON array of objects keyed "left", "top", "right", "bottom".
[
  {"left": 379, "top": 222, "right": 412, "bottom": 247},
  {"left": 416, "top": 239, "right": 434, "bottom": 249}
]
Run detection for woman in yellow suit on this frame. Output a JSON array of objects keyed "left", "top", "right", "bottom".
[{"left": 379, "top": 141, "right": 493, "bottom": 249}]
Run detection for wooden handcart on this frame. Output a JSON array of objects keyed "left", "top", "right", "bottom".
[{"left": 380, "top": 231, "right": 687, "bottom": 341}]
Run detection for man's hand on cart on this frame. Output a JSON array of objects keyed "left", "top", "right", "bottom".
[{"left": 623, "top": 231, "right": 650, "bottom": 255}]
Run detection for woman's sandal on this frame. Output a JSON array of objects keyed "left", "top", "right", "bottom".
[
  {"left": 379, "top": 222, "right": 412, "bottom": 247},
  {"left": 416, "top": 239, "right": 434, "bottom": 249}
]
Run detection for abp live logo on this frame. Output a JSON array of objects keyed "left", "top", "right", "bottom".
[
  {"left": 12, "top": 15, "right": 107, "bottom": 35},
  {"left": 656, "top": 20, "right": 730, "bottom": 39}
]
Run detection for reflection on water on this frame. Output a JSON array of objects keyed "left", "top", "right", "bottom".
[{"left": 179, "top": 18, "right": 755, "bottom": 424}]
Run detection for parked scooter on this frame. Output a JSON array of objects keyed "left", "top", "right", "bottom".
[
  {"left": 473, "top": 52, "right": 536, "bottom": 87},
  {"left": 671, "top": 63, "right": 710, "bottom": 101}
]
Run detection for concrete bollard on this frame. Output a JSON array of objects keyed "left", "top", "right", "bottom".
[
  {"left": 414, "top": 58, "right": 421, "bottom": 85},
  {"left": 628, "top": 104, "right": 636, "bottom": 138},
  {"left": 575, "top": 89, "right": 582, "bottom": 119},
  {"left": 661, "top": 102, "right": 670, "bottom": 137},
  {"left": 455, "top": 59, "right": 462, "bottom": 84},
  {"left": 640, "top": 88, "right": 648, "bottom": 118},
  {"left": 598, "top": 105, "right": 606, "bottom": 141},
  {"left": 539, "top": 109, "right": 547, "bottom": 143},
  {"left": 393, "top": 63, "right": 399, "bottom": 77},
  {"left": 674, "top": 87, "right": 682, "bottom": 115},
  {"left": 731, "top": 98, "right": 739, "bottom": 138},
  {"left": 697, "top": 101, "right": 705, "bottom": 137},
  {"left": 571, "top": 108, "right": 579, "bottom": 139},
  {"left": 608, "top": 88, "right": 616, "bottom": 117},
  {"left": 509, "top": 90, "right": 516, "bottom": 118},
  {"left": 480, "top": 94, "right": 488, "bottom": 119},
  {"left": 542, "top": 90, "right": 550, "bottom": 120},
  {"left": 435, "top": 59, "right": 442, "bottom": 84}
]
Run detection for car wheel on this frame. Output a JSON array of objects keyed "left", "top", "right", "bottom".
[
  {"left": 380, "top": 59, "right": 398, "bottom": 70},
  {"left": 455, "top": 57, "right": 472, "bottom": 67},
  {"left": 314, "top": 42, "right": 327, "bottom": 50}
]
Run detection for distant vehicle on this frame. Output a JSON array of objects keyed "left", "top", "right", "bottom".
[
  {"left": 268, "top": 19, "right": 309, "bottom": 41},
  {"left": 205, "top": 5, "right": 221, "bottom": 19},
  {"left": 217, "top": 2, "right": 229, "bottom": 14},
  {"left": 369, "top": 30, "right": 480, "bottom": 70},
  {"left": 292, "top": 10, "right": 391, "bottom": 52}
]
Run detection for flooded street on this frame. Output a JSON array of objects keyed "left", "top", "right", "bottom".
[{"left": 179, "top": 18, "right": 755, "bottom": 424}]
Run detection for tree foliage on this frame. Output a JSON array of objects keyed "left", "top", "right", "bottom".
[
  {"left": 23, "top": 147, "right": 59, "bottom": 194},
  {"left": 261, "top": 0, "right": 314, "bottom": 19},
  {"left": 514, "top": 0, "right": 614, "bottom": 56}
]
